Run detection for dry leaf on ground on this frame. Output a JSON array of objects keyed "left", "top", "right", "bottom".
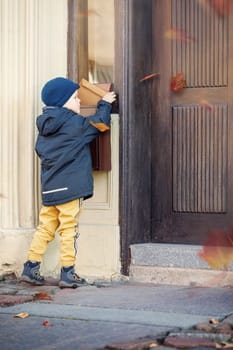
[
  {"left": 209, "top": 318, "right": 219, "bottom": 325},
  {"left": 42, "top": 320, "right": 54, "bottom": 327},
  {"left": 33, "top": 292, "right": 52, "bottom": 301},
  {"left": 13, "top": 312, "right": 29, "bottom": 319}
]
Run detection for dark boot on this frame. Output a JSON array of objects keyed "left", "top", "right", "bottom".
[
  {"left": 59, "top": 266, "right": 87, "bottom": 288},
  {"left": 20, "top": 261, "right": 45, "bottom": 285}
]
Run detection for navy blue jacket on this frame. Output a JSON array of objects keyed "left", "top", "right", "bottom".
[{"left": 35, "top": 100, "right": 112, "bottom": 206}]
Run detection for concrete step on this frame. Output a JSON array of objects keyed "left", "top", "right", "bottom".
[{"left": 129, "top": 243, "right": 233, "bottom": 286}]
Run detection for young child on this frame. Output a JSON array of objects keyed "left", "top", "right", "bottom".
[{"left": 21, "top": 77, "right": 116, "bottom": 288}]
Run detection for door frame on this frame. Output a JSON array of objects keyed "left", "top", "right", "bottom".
[
  {"left": 68, "top": 0, "right": 153, "bottom": 275},
  {"left": 115, "top": 0, "right": 153, "bottom": 274}
]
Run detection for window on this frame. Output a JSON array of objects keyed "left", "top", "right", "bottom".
[
  {"left": 87, "top": 0, "right": 114, "bottom": 83},
  {"left": 69, "top": 0, "right": 115, "bottom": 83},
  {"left": 68, "top": 0, "right": 115, "bottom": 170}
]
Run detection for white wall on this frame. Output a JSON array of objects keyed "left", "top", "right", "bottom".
[{"left": 0, "top": 0, "right": 120, "bottom": 281}]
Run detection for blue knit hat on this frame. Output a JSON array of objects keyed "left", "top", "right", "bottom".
[{"left": 41, "top": 77, "right": 80, "bottom": 107}]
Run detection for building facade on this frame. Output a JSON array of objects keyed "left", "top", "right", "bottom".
[
  {"left": 0, "top": 0, "right": 120, "bottom": 280},
  {"left": 1, "top": 0, "right": 233, "bottom": 283}
]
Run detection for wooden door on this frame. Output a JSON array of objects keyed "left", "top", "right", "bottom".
[{"left": 151, "top": 0, "right": 233, "bottom": 244}]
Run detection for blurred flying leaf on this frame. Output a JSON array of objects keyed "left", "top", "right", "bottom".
[
  {"left": 207, "top": 0, "right": 233, "bottom": 17},
  {"left": 165, "top": 28, "right": 195, "bottom": 43},
  {"left": 42, "top": 320, "right": 54, "bottom": 327},
  {"left": 33, "top": 292, "right": 52, "bottom": 301},
  {"left": 139, "top": 73, "right": 159, "bottom": 82},
  {"left": 89, "top": 121, "right": 110, "bottom": 132},
  {"left": 170, "top": 72, "right": 186, "bottom": 92},
  {"left": 198, "top": 227, "right": 233, "bottom": 269},
  {"left": 199, "top": 99, "right": 214, "bottom": 111},
  {"left": 79, "top": 9, "right": 100, "bottom": 17},
  {"left": 13, "top": 312, "right": 29, "bottom": 319}
]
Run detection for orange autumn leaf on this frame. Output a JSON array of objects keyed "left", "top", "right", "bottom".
[
  {"left": 207, "top": 0, "right": 233, "bottom": 17},
  {"left": 170, "top": 72, "right": 186, "bottom": 92},
  {"left": 13, "top": 312, "right": 29, "bottom": 319},
  {"left": 33, "top": 292, "right": 52, "bottom": 301},
  {"left": 89, "top": 121, "right": 110, "bottom": 132},
  {"left": 139, "top": 73, "right": 159, "bottom": 82},
  {"left": 165, "top": 28, "right": 195, "bottom": 43},
  {"left": 79, "top": 9, "right": 100, "bottom": 17},
  {"left": 199, "top": 99, "right": 214, "bottom": 111},
  {"left": 198, "top": 228, "right": 233, "bottom": 269}
]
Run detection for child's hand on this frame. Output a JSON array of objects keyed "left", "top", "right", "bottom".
[{"left": 102, "top": 91, "right": 117, "bottom": 104}]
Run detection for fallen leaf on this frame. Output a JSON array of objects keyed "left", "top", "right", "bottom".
[
  {"left": 13, "top": 312, "right": 29, "bottom": 319},
  {"left": 216, "top": 341, "right": 233, "bottom": 348},
  {"left": 89, "top": 121, "right": 110, "bottom": 132},
  {"left": 139, "top": 73, "right": 159, "bottom": 82},
  {"left": 33, "top": 292, "right": 52, "bottom": 301},
  {"left": 170, "top": 72, "right": 186, "bottom": 92},
  {"left": 198, "top": 228, "right": 233, "bottom": 269},
  {"left": 42, "top": 320, "right": 54, "bottom": 327},
  {"left": 209, "top": 318, "right": 219, "bottom": 324}
]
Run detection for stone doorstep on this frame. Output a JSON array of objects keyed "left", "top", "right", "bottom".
[
  {"left": 129, "top": 265, "right": 233, "bottom": 287},
  {"left": 129, "top": 243, "right": 233, "bottom": 287},
  {"left": 130, "top": 244, "right": 233, "bottom": 271}
]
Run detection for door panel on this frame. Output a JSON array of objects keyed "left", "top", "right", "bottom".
[{"left": 152, "top": 0, "right": 233, "bottom": 243}]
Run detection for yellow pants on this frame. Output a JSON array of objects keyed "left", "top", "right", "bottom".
[{"left": 27, "top": 199, "right": 83, "bottom": 267}]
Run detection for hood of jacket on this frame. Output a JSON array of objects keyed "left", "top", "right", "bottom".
[{"left": 36, "top": 107, "right": 74, "bottom": 136}]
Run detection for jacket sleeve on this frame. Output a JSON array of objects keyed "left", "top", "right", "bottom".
[{"left": 81, "top": 100, "right": 112, "bottom": 143}]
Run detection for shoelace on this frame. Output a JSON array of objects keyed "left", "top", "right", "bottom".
[
  {"left": 34, "top": 270, "right": 44, "bottom": 281},
  {"left": 72, "top": 272, "right": 82, "bottom": 281}
]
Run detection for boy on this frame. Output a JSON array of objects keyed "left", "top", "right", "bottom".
[{"left": 21, "top": 77, "right": 116, "bottom": 288}]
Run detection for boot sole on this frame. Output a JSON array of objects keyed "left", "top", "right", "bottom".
[
  {"left": 58, "top": 280, "right": 81, "bottom": 288},
  {"left": 20, "top": 275, "right": 44, "bottom": 286},
  {"left": 58, "top": 280, "right": 88, "bottom": 289}
]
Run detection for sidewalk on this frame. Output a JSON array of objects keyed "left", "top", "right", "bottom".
[{"left": 0, "top": 275, "right": 232, "bottom": 350}]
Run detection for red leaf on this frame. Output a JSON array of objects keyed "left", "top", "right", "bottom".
[
  {"left": 170, "top": 72, "right": 186, "bottom": 92},
  {"left": 198, "top": 227, "right": 233, "bottom": 269},
  {"left": 42, "top": 320, "right": 54, "bottom": 327},
  {"left": 208, "top": 0, "right": 233, "bottom": 17},
  {"left": 34, "top": 292, "right": 52, "bottom": 301},
  {"left": 165, "top": 28, "right": 195, "bottom": 43}
]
